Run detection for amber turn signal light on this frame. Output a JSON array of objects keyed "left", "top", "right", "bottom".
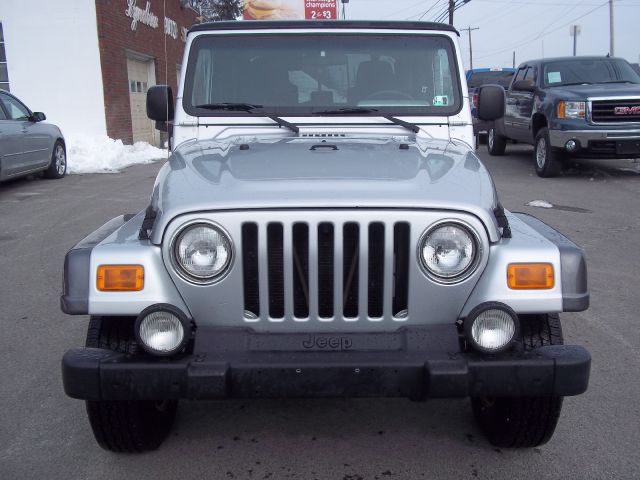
[
  {"left": 97, "top": 265, "right": 144, "bottom": 291},
  {"left": 507, "top": 263, "right": 554, "bottom": 290}
]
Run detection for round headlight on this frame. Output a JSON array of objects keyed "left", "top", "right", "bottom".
[
  {"left": 420, "top": 222, "right": 478, "bottom": 282},
  {"left": 135, "top": 305, "right": 189, "bottom": 356},
  {"left": 464, "top": 303, "right": 518, "bottom": 353},
  {"left": 173, "top": 222, "right": 232, "bottom": 283}
]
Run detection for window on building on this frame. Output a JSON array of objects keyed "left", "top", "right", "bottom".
[{"left": 0, "top": 23, "right": 9, "bottom": 91}]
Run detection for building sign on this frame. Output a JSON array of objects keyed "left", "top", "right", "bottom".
[
  {"left": 125, "top": 0, "right": 159, "bottom": 31},
  {"left": 124, "top": 0, "right": 187, "bottom": 42},
  {"left": 164, "top": 17, "right": 178, "bottom": 39},
  {"left": 243, "top": 0, "right": 338, "bottom": 20}
]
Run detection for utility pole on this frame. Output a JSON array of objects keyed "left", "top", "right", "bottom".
[
  {"left": 512, "top": 51, "right": 516, "bottom": 68},
  {"left": 609, "top": 0, "right": 615, "bottom": 56},
  {"left": 570, "top": 25, "right": 581, "bottom": 56},
  {"left": 461, "top": 26, "right": 479, "bottom": 70},
  {"left": 448, "top": 0, "right": 471, "bottom": 26}
]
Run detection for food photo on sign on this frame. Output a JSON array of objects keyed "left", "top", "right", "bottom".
[{"left": 243, "top": 0, "right": 338, "bottom": 20}]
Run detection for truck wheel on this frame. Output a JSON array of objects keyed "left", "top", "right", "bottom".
[
  {"left": 471, "top": 313, "right": 564, "bottom": 448},
  {"left": 487, "top": 127, "right": 506, "bottom": 156},
  {"left": 534, "top": 128, "right": 563, "bottom": 178},
  {"left": 45, "top": 140, "right": 67, "bottom": 179},
  {"left": 84, "top": 316, "right": 177, "bottom": 452}
]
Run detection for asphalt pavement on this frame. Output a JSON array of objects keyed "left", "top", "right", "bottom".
[{"left": 1, "top": 145, "right": 639, "bottom": 480}]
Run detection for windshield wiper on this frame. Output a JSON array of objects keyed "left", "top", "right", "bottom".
[
  {"left": 553, "top": 82, "right": 593, "bottom": 87},
  {"left": 384, "top": 116, "right": 420, "bottom": 134},
  {"left": 194, "top": 103, "right": 299, "bottom": 134},
  {"left": 265, "top": 115, "right": 299, "bottom": 134},
  {"left": 313, "top": 107, "right": 379, "bottom": 115},
  {"left": 195, "top": 102, "right": 263, "bottom": 111}
]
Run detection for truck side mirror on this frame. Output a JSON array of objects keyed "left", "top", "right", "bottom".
[
  {"left": 31, "top": 112, "right": 46, "bottom": 122},
  {"left": 477, "top": 84, "right": 505, "bottom": 121},
  {"left": 147, "top": 85, "right": 174, "bottom": 122},
  {"left": 512, "top": 79, "right": 535, "bottom": 92}
]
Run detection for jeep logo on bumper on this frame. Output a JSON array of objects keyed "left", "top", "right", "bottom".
[{"left": 302, "top": 335, "right": 353, "bottom": 350}]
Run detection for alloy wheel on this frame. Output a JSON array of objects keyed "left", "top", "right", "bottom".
[{"left": 55, "top": 144, "right": 66, "bottom": 175}]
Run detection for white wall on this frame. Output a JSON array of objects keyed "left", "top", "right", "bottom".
[{"left": 1, "top": 0, "right": 106, "bottom": 138}]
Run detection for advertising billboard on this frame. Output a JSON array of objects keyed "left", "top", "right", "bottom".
[{"left": 243, "top": 1, "right": 338, "bottom": 21}]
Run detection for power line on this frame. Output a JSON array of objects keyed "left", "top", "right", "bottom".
[
  {"left": 417, "top": 0, "right": 446, "bottom": 21},
  {"left": 474, "top": 0, "right": 609, "bottom": 60}
]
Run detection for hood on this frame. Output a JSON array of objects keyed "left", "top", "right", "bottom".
[
  {"left": 547, "top": 83, "right": 640, "bottom": 99},
  {"left": 148, "top": 138, "right": 501, "bottom": 244}
]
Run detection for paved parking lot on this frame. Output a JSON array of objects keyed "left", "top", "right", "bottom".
[{"left": 1, "top": 145, "right": 639, "bottom": 479}]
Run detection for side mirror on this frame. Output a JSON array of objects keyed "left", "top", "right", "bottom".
[
  {"left": 512, "top": 79, "right": 535, "bottom": 92},
  {"left": 31, "top": 112, "right": 46, "bottom": 122},
  {"left": 477, "top": 84, "right": 505, "bottom": 121},
  {"left": 146, "top": 85, "right": 174, "bottom": 122}
]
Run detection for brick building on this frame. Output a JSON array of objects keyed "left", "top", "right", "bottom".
[{"left": 1, "top": 0, "right": 198, "bottom": 145}]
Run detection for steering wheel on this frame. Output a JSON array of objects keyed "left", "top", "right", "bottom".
[{"left": 364, "top": 90, "right": 415, "bottom": 101}]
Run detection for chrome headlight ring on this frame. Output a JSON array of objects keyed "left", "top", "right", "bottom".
[
  {"left": 417, "top": 219, "right": 482, "bottom": 285},
  {"left": 170, "top": 220, "right": 234, "bottom": 285}
]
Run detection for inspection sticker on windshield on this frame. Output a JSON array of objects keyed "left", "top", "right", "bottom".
[
  {"left": 433, "top": 95, "right": 449, "bottom": 106},
  {"left": 547, "top": 71, "right": 562, "bottom": 84}
]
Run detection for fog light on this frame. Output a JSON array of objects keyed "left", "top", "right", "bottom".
[
  {"left": 565, "top": 139, "right": 579, "bottom": 152},
  {"left": 464, "top": 303, "right": 518, "bottom": 353},
  {"left": 135, "top": 305, "right": 190, "bottom": 356}
]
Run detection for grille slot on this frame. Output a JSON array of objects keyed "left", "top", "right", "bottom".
[
  {"left": 317, "top": 223, "right": 334, "bottom": 318},
  {"left": 343, "top": 223, "right": 360, "bottom": 318},
  {"left": 267, "top": 223, "right": 284, "bottom": 319},
  {"left": 241, "top": 223, "right": 260, "bottom": 318},
  {"left": 368, "top": 223, "right": 385, "bottom": 318},
  {"left": 591, "top": 98, "right": 640, "bottom": 123},
  {"left": 393, "top": 222, "right": 410, "bottom": 317},
  {"left": 242, "top": 219, "right": 411, "bottom": 322},
  {"left": 292, "top": 223, "right": 309, "bottom": 318}
]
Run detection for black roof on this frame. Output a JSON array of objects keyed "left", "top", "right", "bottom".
[
  {"left": 519, "top": 56, "right": 627, "bottom": 67},
  {"left": 189, "top": 20, "right": 458, "bottom": 35}
]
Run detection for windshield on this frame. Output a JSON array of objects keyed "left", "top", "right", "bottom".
[
  {"left": 183, "top": 33, "right": 462, "bottom": 117},
  {"left": 543, "top": 58, "right": 640, "bottom": 87},
  {"left": 467, "top": 71, "right": 514, "bottom": 88}
]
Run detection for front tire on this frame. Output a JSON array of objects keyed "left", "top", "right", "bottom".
[
  {"left": 487, "top": 127, "right": 507, "bottom": 156},
  {"left": 84, "top": 316, "right": 177, "bottom": 453},
  {"left": 534, "top": 128, "right": 563, "bottom": 178},
  {"left": 45, "top": 140, "right": 67, "bottom": 179},
  {"left": 471, "top": 314, "right": 565, "bottom": 448}
]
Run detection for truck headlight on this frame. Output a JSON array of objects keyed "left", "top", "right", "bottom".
[
  {"left": 419, "top": 221, "right": 480, "bottom": 283},
  {"left": 173, "top": 222, "right": 233, "bottom": 283},
  {"left": 464, "top": 303, "right": 519, "bottom": 353},
  {"left": 557, "top": 101, "right": 585, "bottom": 119},
  {"left": 135, "top": 305, "right": 190, "bottom": 356}
]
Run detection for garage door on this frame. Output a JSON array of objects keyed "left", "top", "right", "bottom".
[{"left": 126, "top": 57, "right": 156, "bottom": 145}]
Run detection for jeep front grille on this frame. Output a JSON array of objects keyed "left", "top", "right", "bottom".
[
  {"left": 590, "top": 97, "right": 640, "bottom": 124},
  {"left": 241, "top": 220, "right": 410, "bottom": 322}
]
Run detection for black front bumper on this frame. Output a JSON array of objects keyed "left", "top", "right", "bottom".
[{"left": 62, "top": 327, "right": 590, "bottom": 401}]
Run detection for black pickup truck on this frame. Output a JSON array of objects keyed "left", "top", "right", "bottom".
[{"left": 487, "top": 56, "right": 640, "bottom": 177}]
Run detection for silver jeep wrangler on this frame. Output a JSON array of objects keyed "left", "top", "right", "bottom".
[{"left": 61, "top": 21, "right": 590, "bottom": 453}]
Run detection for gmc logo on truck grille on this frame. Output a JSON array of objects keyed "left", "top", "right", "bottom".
[{"left": 614, "top": 106, "right": 640, "bottom": 115}]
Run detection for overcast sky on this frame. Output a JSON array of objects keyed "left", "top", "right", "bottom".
[{"left": 342, "top": 0, "right": 640, "bottom": 69}]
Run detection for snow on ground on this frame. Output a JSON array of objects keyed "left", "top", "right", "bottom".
[
  {"left": 66, "top": 134, "right": 167, "bottom": 174},
  {"left": 526, "top": 200, "right": 554, "bottom": 209}
]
